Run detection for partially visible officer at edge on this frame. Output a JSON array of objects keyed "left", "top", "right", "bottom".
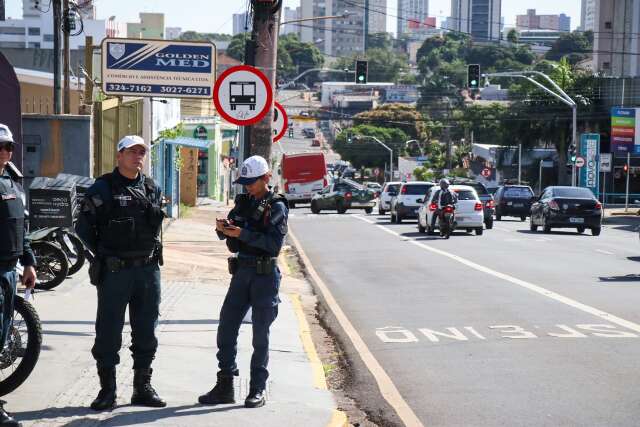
[
  {"left": 199, "top": 155, "right": 288, "bottom": 409},
  {"left": 0, "top": 124, "right": 37, "bottom": 427},
  {"left": 75, "top": 135, "right": 166, "bottom": 411}
]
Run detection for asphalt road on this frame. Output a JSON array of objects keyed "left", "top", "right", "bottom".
[{"left": 289, "top": 205, "right": 640, "bottom": 426}]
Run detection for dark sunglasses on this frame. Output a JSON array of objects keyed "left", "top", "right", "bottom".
[{"left": 0, "top": 142, "right": 14, "bottom": 152}]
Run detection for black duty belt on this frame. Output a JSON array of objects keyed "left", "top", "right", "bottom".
[
  {"left": 0, "top": 259, "right": 18, "bottom": 270},
  {"left": 104, "top": 255, "right": 157, "bottom": 271},
  {"left": 237, "top": 256, "right": 277, "bottom": 267}
]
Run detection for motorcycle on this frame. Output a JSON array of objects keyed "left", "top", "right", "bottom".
[
  {"left": 27, "top": 228, "right": 71, "bottom": 290},
  {"left": 30, "top": 227, "right": 85, "bottom": 276},
  {"left": 439, "top": 205, "right": 456, "bottom": 239},
  {"left": 0, "top": 294, "right": 42, "bottom": 396}
]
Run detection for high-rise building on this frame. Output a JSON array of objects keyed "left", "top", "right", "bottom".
[
  {"left": 581, "top": 0, "right": 597, "bottom": 31},
  {"left": 592, "top": 0, "right": 640, "bottom": 77},
  {"left": 281, "top": 6, "right": 300, "bottom": 35},
  {"left": 516, "top": 9, "right": 570, "bottom": 32},
  {"left": 369, "top": 0, "right": 387, "bottom": 35},
  {"left": 232, "top": 12, "right": 251, "bottom": 36},
  {"left": 397, "top": 0, "right": 434, "bottom": 40},
  {"left": 300, "top": 0, "right": 366, "bottom": 57},
  {"left": 449, "top": 0, "right": 501, "bottom": 42}
]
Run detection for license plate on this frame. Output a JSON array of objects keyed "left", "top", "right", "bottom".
[
  {"left": 569, "top": 217, "right": 584, "bottom": 224},
  {"left": 514, "top": 203, "right": 524, "bottom": 207},
  {"left": 457, "top": 215, "right": 465, "bottom": 220}
]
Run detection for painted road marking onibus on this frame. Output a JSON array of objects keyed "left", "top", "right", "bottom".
[{"left": 355, "top": 215, "right": 640, "bottom": 336}]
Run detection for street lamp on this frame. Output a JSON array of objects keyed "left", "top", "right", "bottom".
[
  {"left": 404, "top": 139, "right": 424, "bottom": 157},
  {"left": 483, "top": 70, "right": 578, "bottom": 186},
  {"left": 355, "top": 135, "right": 394, "bottom": 181}
]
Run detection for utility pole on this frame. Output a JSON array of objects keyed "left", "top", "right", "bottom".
[
  {"left": 0, "top": 0, "right": 5, "bottom": 21},
  {"left": 248, "top": 0, "right": 281, "bottom": 161},
  {"left": 63, "top": 0, "right": 70, "bottom": 114},
  {"left": 83, "top": 36, "right": 93, "bottom": 105},
  {"left": 53, "top": 0, "right": 62, "bottom": 114},
  {"left": 363, "top": 0, "right": 369, "bottom": 52}
]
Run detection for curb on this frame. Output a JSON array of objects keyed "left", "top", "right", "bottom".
[{"left": 609, "top": 211, "right": 640, "bottom": 217}]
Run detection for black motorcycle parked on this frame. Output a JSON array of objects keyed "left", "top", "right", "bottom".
[{"left": 27, "top": 228, "right": 73, "bottom": 290}]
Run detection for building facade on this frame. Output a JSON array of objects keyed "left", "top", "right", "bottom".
[
  {"left": 516, "top": 9, "right": 570, "bottom": 32},
  {"left": 0, "top": 1, "right": 125, "bottom": 49},
  {"left": 281, "top": 6, "right": 301, "bottom": 35},
  {"left": 127, "top": 13, "right": 164, "bottom": 39},
  {"left": 592, "top": 0, "right": 640, "bottom": 77},
  {"left": 449, "top": 0, "right": 501, "bottom": 42},
  {"left": 232, "top": 12, "right": 251, "bottom": 35},
  {"left": 580, "top": 0, "right": 597, "bottom": 31},
  {"left": 300, "top": 0, "right": 365, "bottom": 56},
  {"left": 397, "top": 0, "right": 429, "bottom": 38}
]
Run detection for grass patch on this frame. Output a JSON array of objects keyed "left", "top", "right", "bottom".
[
  {"left": 179, "top": 203, "right": 193, "bottom": 218},
  {"left": 323, "top": 363, "right": 336, "bottom": 376}
]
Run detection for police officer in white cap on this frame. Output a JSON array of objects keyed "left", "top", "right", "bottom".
[
  {"left": 76, "top": 135, "right": 166, "bottom": 411},
  {"left": 199, "top": 155, "right": 288, "bottom": 408},
  {"left": 0, "top": 124, "right": 36, "bottom": 427}
]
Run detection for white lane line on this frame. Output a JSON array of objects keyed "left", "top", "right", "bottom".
[
  {"left": 353, "top": 215, "right": 640, "bottom": 335},
  {"left": 288, "top": 227, "right": 425, "bottom": 427},
  {"left": 595, "top": 249, "right": 615, "bottom": 255},
  {"left": 493, "top": 226, "right": 513, "bottom": 232}
]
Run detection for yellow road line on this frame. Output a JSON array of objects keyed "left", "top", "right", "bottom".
[
  {"left": 289, "top": 229, "right": 425, "bottom": 427},
  {"left": 289, "top": 293, "right": 328, "bottom": 390}
]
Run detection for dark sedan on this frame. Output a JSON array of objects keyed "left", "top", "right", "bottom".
[
  {"left": 494, "top": 185, "right": 535, "bottom": 221},
  {"left": 530, "top": 186, "right": 602, "bottom": 236}
]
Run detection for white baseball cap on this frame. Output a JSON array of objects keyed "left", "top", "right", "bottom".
[
  {"left": 117, "top": 135, "right": 146, "bottom": 152},
  {"left": 0, "top": 124, "right": 14, "bottom": 144},
  {"left": 234, "top": 155, "right": 270, "bottom": 185}
]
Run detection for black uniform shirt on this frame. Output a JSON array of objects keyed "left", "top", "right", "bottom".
[{"left": 0, "top": 168, "right": 36, "bottom": 266}]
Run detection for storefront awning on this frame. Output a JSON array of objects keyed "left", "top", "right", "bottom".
[{"left": 163, "top": 137, "right": 214, "bottom": 150}]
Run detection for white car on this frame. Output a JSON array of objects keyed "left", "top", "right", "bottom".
[
  {"left": 378, "top": 181, "right": 401, "bottom": 215},
  {"left": 390, "top": 181, "right": 435, "bottom": 223},
  {"left": 417, "top": 185, "right": 485, "bottom": 235}
]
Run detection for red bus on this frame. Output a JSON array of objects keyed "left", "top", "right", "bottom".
[{"left": 280, "top": 152, "right": 327, "bottom": 208}]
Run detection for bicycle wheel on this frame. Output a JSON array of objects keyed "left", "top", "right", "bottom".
[{"left": 0, "top": 296, "right": 42, "bottom": 396}]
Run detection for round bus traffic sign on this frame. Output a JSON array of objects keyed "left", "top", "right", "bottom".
[
  {"left": 213, "top": 65, "right": 273, "bottom": 126},
  {"left": 273, "top": 102, "right": 288, "bottom": 143},
  {"left": 575, "top": 156, "right": 586, "bottom": 168},
  {"left": 481, "top": 168, "right": 491, "bottom": 178}
]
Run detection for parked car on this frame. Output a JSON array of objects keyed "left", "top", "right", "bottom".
[
  {"left": 448, "top": 178, "right": 495, "bottom": 229},
  {"left": 530, "top": 186, "right": 602, "bottom": 235},
  {"left": 418, "top": 185, "right": 485, "bottom": 235},
  {"left": 378, "top": 182, "right": 401, "bottom": 214},
  {"left": 310, "top": 178, "right": 376, "bottom": 214},
  {"left": 302, "top": 128, "right": 315, "bottom": 138},
  {"left": 494, "top": 185, "right": 535, "bottom": 221},
  {"left": 364, "top": 182, "right": 382, "bottom": 196},
  {"left": 390, "top": 181, "right": 435, "bottom": 223}
]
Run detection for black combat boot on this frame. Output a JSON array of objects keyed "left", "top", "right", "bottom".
[
  {"left": 198, "top": 372, "right": 235, "bottom": 405},
  {"left": 131, "top": 368, "right": 166, "bottom": 407},
  {"left": 244, "top": 388, "right": 266, "bottom": 408},
  {"left": 0, "top": 401, "right": 20, "bottom": 427},
  {"left": 90, "top": 367, "right": 117, "bottom": 411}
]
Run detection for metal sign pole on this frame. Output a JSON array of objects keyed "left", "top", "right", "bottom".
[
  {"left": 625, "top": 151, "right": 631, "bottom": 212},
  {"left": 538, "top": 159, "right": 542, "bottom": 195}
]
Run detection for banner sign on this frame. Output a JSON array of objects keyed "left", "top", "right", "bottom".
[
  {"left": 579, "top": 133, "right": 600, "bottom": 197},
  {"left": 101, "top": 38, "right": 216, "bottom": 98},
  {"left": 611, "top": 107, "right": 639, "bottom": 154}
]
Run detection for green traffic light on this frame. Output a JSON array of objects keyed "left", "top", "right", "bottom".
[{"left": 358, "top": 75, "right": 365, "bottom": 82}]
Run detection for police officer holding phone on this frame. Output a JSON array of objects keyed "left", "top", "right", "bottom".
[
  {"left": 199, "top": 155, "right": 288, "bottom": 409},
  {"left": 76, "top": 135, "right": 166, "bottom": 411},
  {"left": 0, "top": 124, "right": 37, "bottom": 427}
]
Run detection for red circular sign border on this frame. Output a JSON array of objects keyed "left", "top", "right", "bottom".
[
  {"left": 213, "top": 65, "right": 273, "bottom": 126},
  {"left": 273, "top": 102, "right": 288, "bottom": 143}
]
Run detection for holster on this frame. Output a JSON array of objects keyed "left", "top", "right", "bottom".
[
  {"left": 256, "top": 257, "right": 275, "bottom": 275},
  {"left": 88, "top": 259, "right": 104, "bottom": 287},
  {"left": 227, "top": 257, "right": 238, "bottom": 275}
]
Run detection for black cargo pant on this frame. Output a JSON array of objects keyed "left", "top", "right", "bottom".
[{"left": 92, "top": 262, "right": 161, "bottom": 370}]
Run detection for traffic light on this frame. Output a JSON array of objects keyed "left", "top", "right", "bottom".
[
  {"left": 624, "top": 163, "right": 629, "bottom": 173},
  {"left": 355, "top": 60, "right": 368, "bottom": 84},
  {"left": 568, "top": 144, "right": 577, "bottom": 163},
  {"left": 467, "top": 64, "right": 480, "bottom": 89},
  {"left": 347, "top": 132, "right": 352, "bottom": 144}
]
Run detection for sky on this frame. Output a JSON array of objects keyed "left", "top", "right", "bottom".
[{"left": 5, "top": 0, "right": 582, "bottom": 34}]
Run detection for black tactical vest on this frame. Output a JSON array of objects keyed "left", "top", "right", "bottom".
[
  {"left": 95, "top": 172, "right": 162, "bottom": 259},
  {"left": 229, "top": 192, "right": 287, "bottom": 257},
  {"left": 0, "top": 173, "right": 25, "bottom": 261}
]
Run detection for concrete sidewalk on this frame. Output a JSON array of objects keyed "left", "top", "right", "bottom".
[{"left": 9, "top": 200, "right": 342, "bottom": 426}]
